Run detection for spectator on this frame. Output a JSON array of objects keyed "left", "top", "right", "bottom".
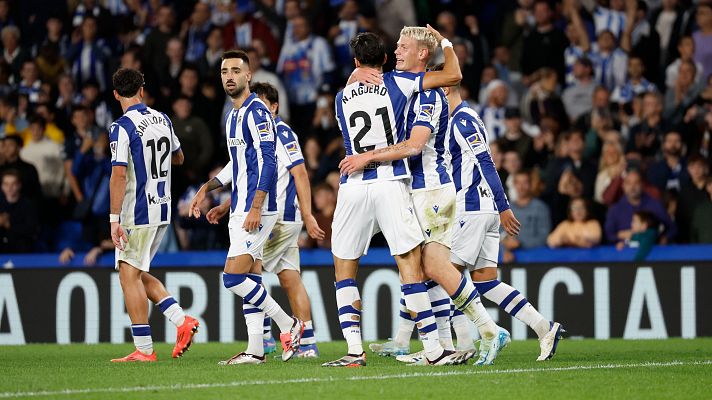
[
  {"left": 36, "top": 43, "right": 66, "bottom": 86},
  {"left": 175, "top": 65, "right": 209, "bottom": 120},
  {"left": 502, "top": 150, "right": 523, "bottom": 202},
  {"left": 604, "top": 169, "right": 676, "bottom": 243},
  {"left": 158, "top": 37, "right": 186, "bottom": 98},
  {"left": 0, "top": 136, "right": 40, "bottom": 201},
  {"left": 620, "top": 1, "right": 660, "bottom": 85},
  {"left": 627, "top": 91, "right": 669, "bottom": 158},
  {"left": 67, "top": 16, "right": 111, "bottom": 91},
  {"left": 55, "top": 74, "right": 80, "bottom": 117},
  {"left": 477, "top": 80, "right": 509, "bottom": 141},
  {"left": 666, "top": 36, "right": 704, "bottom": 91},
  {"left": 78, "top": 80, "right": 112, "bottom": 131},
  {"left": 646, "top": 130, "right": 689, "bottom": 193},
  {"left": 0, "top": 170, "right": 38, "bottom": 252},
  {"left": 498, "top": 108, "right": 535, "bottom": 169},
  {"left": 0, "top": 0, "right": 14, "bottom": 32},
  {"left": 500, "top": 0, "right": 536, "bottom": 74},
  {"left": 277, "top": 14, "right": 335, "bottom": 135},
  {"left": 690, "top": 176, "right": 712, "bottom": 243},
  {"left": 311, "top": 86, "right": 342, "bottom": 149},
  {"left": 329, "top": 0, "right": 369, "bottom": 82},
  {"left": 563, "top": 57, "right": 596, "bottom": 122},
  {"left": 35, "top": 17, "right": 70, "bottom": 58},
  {"left": 196, "top": 27, "right": 224, "bottom": 83},
  {"left": 677, "top": 155, "right": 709, "bottom": 242},
  {"left": 547, "top": 197, "right": 602, "bottom": 248},
  {"left": 17, "top": 60, "right": 42, "bottom": 106},
  {"left": 652, "top": 0, "right": 686, "bottom": 68},
  {"left": 300, "top": 183, "right": 334, "bottom": 249},
  {"left": 0, "top": 95, "right": 26, "bottom": 135},
  {"left": 504, "top": 170, "right": 551, "bottom": 262},
  {"left": 616, "top": 210, "right": 658, "bottom": 261},
  {"left": 583, "top": 104, "right": 615, "bottom": 161},
  {"left": 562, "top": 0, "right": 591, "bottom": 88},
  {"left": 375, "top": 0, "right": 416, "bottom": 44},
  {"left": 1, "top": 25, "right": 29, "bottom": 81},
  {"left": 64, "top": 105, "right": 101, "bottom": 202},
  {"left": 610, "top": 56, "right": 657, "bottom": 106},
  {"left": 143, "top": 5, "right": 176, "bottom": 76},
  {"left": 180, "top": 2, "right": 213, "bottom": 63},
  {"left": 176, "top": 166, "right": 230, "bottom": 250},
  {"left": 521, "top": 0, "right": 568, "bottom": 83},
  {"left": 589, "top": 30, "right": 628, "bottom": 91},
  {"left": 71, "top": 0, "right": 112, "bottom": 38},
  {"left": 693, "top": 3, "right": 712, "bottom": 83},
  {"left": 171, "top": 96, "right": 213, "bottom": 189},
  {"left": 594, "top": 131, "right": 627, "bottom": 204},
  {"left": 247, "top": 47, "right": 289, "bottom": 122},
  {"left": 521, "top": 68, "right": 569, "bottom": 130},
  {"left": 19, "top": 116, "right": 65, "bottom": 201},
  {"left": 587, "top": 0, "right": 627, "bottom": 40},
  {"left": 664, "top": 60, "right": 701, "bottom": 126},
  {"left": 302, "top": 136, "right": 322, "bottom": 180}
]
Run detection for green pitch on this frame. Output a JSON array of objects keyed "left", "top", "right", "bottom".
[{"left": 1, "top": 339, "right": 711, "bottom": 399}]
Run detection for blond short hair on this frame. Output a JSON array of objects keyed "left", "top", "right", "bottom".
[{"left": 399, "top": 27, "right": 438, "bottom": 59}]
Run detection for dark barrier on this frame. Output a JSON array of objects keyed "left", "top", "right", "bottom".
[{"left": 1, "top": 262, "right": 709, "bottom": 344}]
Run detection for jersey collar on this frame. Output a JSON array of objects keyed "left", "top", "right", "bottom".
[
  {"left": 126, "top": 103, "right": 147, "bottom": 113},
  {"left": 274, "top": 116, "right": 282, "bottom": 124},
  {"left": 452, "top": 101, "right": 470, "bottom": 116},
  {"left": 242, "top": 92, "right": 257, "bottom": 109}
]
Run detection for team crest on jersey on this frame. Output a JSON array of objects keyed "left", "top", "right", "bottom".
[
  {"left": 257, "top": 122, "right": 274, "bottom": 141},
  {"left": 417, "top": 104, "right": 434, "bottom": 121}
]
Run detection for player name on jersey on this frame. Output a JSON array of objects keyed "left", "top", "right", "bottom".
[
  {"left": 339, "top": 85, "right": 389, "bottom": 103},
  {"left": 135, "top": 114, "right": 171, "bottom": 136}
]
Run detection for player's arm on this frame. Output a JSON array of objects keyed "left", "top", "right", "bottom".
[
  {"left": 461, "top": 120, "right": 521, "bottom": 236},
  {"left": 108, "top": 124, "right": 130, "bottom": 250},
  {"left": 189, "top": 162, "right": 231, "bottom": 218},
  {"left": 420, "top": 24, "right": 462, "bottom": 90},
  {"left": 171, "top": 148, "right": 184, "bottom": 165},
  {"left": 290, "top": 163, "right": 326, "bottom": 240},
  {"left": 164, "top": 112, "right": 184, "bottom": 165},
  {"left": 339, "top": 126, "right": 430, "bottom": 175}
]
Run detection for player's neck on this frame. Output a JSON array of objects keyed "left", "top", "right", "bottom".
[
  {"left": 448, "top": 94, "right": 463, "bottom": 116},
  {"left": 230, "top": 89, "right": 251, "bottom": 109},
  {"left": 120, "top": 98, "right": 142, "bottom": 113}
]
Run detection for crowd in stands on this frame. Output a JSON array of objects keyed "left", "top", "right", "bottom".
[{"left": 0, "top": 0, "right": 712, "bottom": 263}]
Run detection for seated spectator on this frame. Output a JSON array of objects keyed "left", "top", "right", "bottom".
[
  {"left": 0, "top": 169, "right": 38, "bottom": 252},
  {"left": 646, "top": 130, "right": 690, "bottom": 193},
  {"left": 666, "top": 36, "right": 704, "bottom": 91},
  {"left": 664, "top": 60, "right": 701, "bottom": 126},
  {"left": 0, "top": 136, "right": 40, "bottom": 201},
  {"left": 547, "top": 197, "right": 602, "bottom": 248},
  {"left": 504, "top": 170, "right": 551, "bottom": 263},
  {"left": 678, "top": 155, "right": 710, "bottom": 242},
  {"left": 562, "top": 57, "right": 596, "bottom": 122},
  {"left": 498, "top": 108, "right": 535, "bottom": 168},
  {"left": 605, "top": 169, "right": 676, "bottom": 243},
  {"left": 300, "top": 183, "right": 335, "bottom": 249},
  {"left": 594, "top": 131, "right": 626, "bottom": 205},
  {"left": 0, "top": 95, "right": 27, "bottom": 135},
  {"left": 690, "top": 177, "right": 712, "bottom": 243},
  {"left": 610, "top": 56, "right": 657, "bottom": 106},
  {"left": 627, "top": 91, "right": 669, "bottom": 158},
  {"left": 17, "top": 102, "right": 65, "bottom": 146},
  {"left": 19, "top": 116, "right": 65, "bottom": 201},
  {"left": 1, "top": 25, "right": 30, "bottom": 81},
  {"left": 616, "top": 211, "right": 658, "bottom": 262},
  {"left": 476, "top": 80, "right": 509, "bottom": 142}
]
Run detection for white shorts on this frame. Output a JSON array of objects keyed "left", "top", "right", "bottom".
[
  {"left": 115, "top": 225, "right": 168, "bottom": 272},
  {"left": 332, "top": 180, "right": 424, "bottom": 260},
  {"left": 450, "top": 213, "right": 500, "bottom": 270},
  {"left": 411, "top": 185, "right": 456, "bottom": 247},
  {"left": 228, "top": 213, "right": 279, "bottom": 261},
  {"left": 262, "top": 221, "right": 302, "bottom": 274}
]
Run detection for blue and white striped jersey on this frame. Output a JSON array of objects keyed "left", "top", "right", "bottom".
[
  {"left": 109, "top": 103, "right": 181, "bottom": 228},
  {"left": 405, "top": 88, "right": 452, "bottom": 191},
  {"left": 610, "top": 78, "right": 657, "bottom": 104},
  {"left": 564, "top": 45, "right": 586, "bottom": 87},
  {"left": 335, "top": 70, "right": 424, "bottom": 185},
  {"left": 589, "top": 43, "right": 628, "bottom": 91},
  {"left": 449, "top": 101, "right": 510, "bottom": 215},
  {"left": 274, "top": 116, "right": 304, "bottom": 223},
  {"left": 593, "top": 6, "right": 626, "bottom": 39},
  {"left": 215, "top": 93, "right": 278, "bottom": 216},
  {"left": 474, "top": 104, "right": 506, "bottom": 142}
]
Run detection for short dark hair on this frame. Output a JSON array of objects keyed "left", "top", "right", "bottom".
[
  {"left": 2, "top": 169, "right": 21, "bottom": 184},
  {"left": 633, "top": 210, "right": 657, "bottom": 230},
  {"left": 70, "top": 104, "right": 89, "bottom": 116},
  {"left": 29, "top": 115, "right": 46, "bottom": 129},
  {"left": 112, "top": 68, "right": 144, "bottom": 98},
  {"left": 688, "top": 153, "right": 708, "bottom": 166},
  {"left": 3, "top": 135, "right": 22, "bottom": 148},
  {"left": 350, "top": 32, "right": 386, "bottom": 68},
  {"left": 221, "top": 49, "right": 250, "bottom": 66},
  {"left": 250, "top": 82, "right": 279, "bottom": 105}
]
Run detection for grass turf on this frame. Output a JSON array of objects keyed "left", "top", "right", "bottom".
[{"left": 1, "top": 339, "right": 711, "bottom": 399}]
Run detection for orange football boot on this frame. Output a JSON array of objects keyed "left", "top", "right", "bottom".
[
  {"left": 111, "top": 349, "right": 157, "bottom": 363},
  {"left": 172, "top": 316, "right": 200, "bottom": 358}
]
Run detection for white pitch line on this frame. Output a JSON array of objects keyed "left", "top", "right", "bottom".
[{"left": 1, "top": 360, "right": 710, "bottom": 399}]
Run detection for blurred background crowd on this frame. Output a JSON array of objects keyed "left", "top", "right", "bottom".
[{"left": 0, "top": 0, "right": 711, "bottom": 264}]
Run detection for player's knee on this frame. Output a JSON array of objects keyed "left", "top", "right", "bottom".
[{"left": 471, "top": 267, "right": 497, "bottom": 281}]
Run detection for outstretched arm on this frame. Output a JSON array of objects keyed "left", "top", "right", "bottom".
[
  {"left": 421, "top": 24, "right": 462, "bottom": 90},
  {"left": 339, "top": 126, "right": 430, "bottom": 175}
]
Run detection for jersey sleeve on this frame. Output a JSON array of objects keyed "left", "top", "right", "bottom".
[
  {"left": 214, "top": 161, "right": 232, "bottom": 186},
  {"left": 109, "top": 122, "right": 130, "bottom": 167},
  {"left": 249, "top": 106, "right": 277, "bottom": 193},
  {"left": 456, "top": 115, "right": 511, "bottom": 212},
  {"left": 412, "top": 90, "right": 441, "bottom": 132},
  {"left": 389, "top": 71, "right": 426, "bottom": 96},
  {"left": 162, "top": 112, "right": 181, "bottom": 153},
  {"left": 277, "top": 126, "right": 305, "bottom": 169}
]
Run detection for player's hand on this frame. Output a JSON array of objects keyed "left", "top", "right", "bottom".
[
  {"left": 243, "top": 207, "right": 262, "bottom": 232},
  {"left": 304, "top": 214, "right": 326, "bottom": 240},
  {"left": 349, "top": 67, "right": 382, "bottom": 86},
  {"left": 206, "top": 203, "right": 230, "bottom": 224},
  {"left": 111, "top": 222, "right": 128, "bottom": 251},
  {"left": 339, "top": 153, "right": 371, "bottom": 175},
  {"left": 189, "top": 188, "right": 206, "bottom": 218},
  {"left": 500, "top": 209, "right": 521, "bottom": 237},
  {"left": 426, "top": 24, "right": 445, "bottom": 42}
]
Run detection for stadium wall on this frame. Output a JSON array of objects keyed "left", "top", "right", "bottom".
[{"left": 1, "top": 246, "right": 710, "bottom": 344}]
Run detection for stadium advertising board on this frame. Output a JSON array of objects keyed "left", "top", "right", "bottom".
[{"left": 0, "top": 262, "right": 709, "bottom": 344}]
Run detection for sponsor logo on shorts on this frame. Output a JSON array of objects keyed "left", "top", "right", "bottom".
[
  {"left": 425, "top": 229, "right": 431, "bottom": 237},
  {"left": 459, "top": 220, "right": 465, "bottom": 228},
  {"left": 246, "top": 241, "right": 252, "bottom": 249},
  {"left": 432, "top": 205, "right": 439, "bottom": 213}
]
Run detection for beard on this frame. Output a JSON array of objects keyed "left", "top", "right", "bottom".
[{"left": 224, "top": 82, "right": 246, "bottom": 98}]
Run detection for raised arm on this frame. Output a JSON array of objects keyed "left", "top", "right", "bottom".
[{"left": 421, "top": 24, "right": 462, "bottom": 90}]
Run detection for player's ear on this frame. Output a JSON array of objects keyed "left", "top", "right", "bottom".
[
  {"left": 442, "top": 86, "right": 450, "bottom": 96},
  {"left": 113, "top": 90, "right": 120, "bottom": 101},
  {"left": 382, "top": 54, "right": 387, "bottom": 66},
  {"left": 354, "top": 58, "right": 361, "bottom": 68}
]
